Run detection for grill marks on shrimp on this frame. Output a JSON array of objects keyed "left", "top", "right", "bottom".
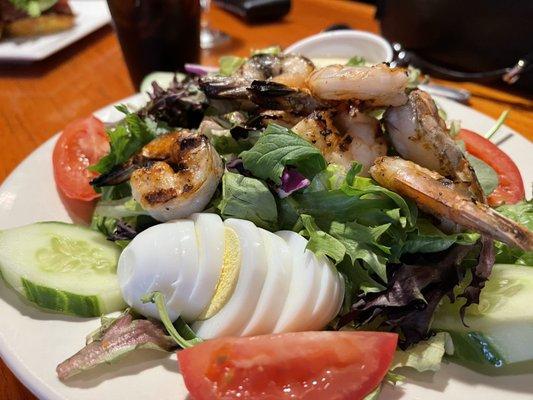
[{"left": 125, "top": 130, "right": 223, "bottom": 221}]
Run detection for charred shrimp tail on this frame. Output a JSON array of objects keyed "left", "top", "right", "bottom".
[
  {"left": 199, "top": 76, "right": 251, "bottom": 99},
  {"left": 370, "top": 156, "right": 533, "bottom": 251},
  {"left": 90, "top": 160, "right": 140, "bottom": 187},
  {"left": 247, "top": 80, "right": 330, "bottom": 115}
]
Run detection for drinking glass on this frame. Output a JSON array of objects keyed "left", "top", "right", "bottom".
[
  {"left": 199, "top": 0, "right": 230, "bottom": 49},
  {"left": 107, "top": 0, "right": 201, "bottom": 89}
]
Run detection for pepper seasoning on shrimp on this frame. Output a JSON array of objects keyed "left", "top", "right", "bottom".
[{"left": 92, "top": 130, "right": 223, "bottom": 222}]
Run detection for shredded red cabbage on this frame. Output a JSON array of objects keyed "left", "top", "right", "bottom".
[
  {"left": 184, "top": 64, "right": 218, "bottom": 76},
  {"left": 276, "top": 167, "right": 310, "bottom": 198}
]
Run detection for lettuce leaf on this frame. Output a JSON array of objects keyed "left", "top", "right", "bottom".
[
  {"left": 251, "top": 46, "right": 281, "bottom": 56},
  {"left": 340, "top": 245, "right": 473, "bottom": 349},
  {"left": 9, "top": 0, "right": 56, "bottom": 17},
  {"left": 300, "top": 214, "right": 346, "bottom": 264},
  {"left": 240, "top": 124, "right": 327, "bottom": 184},
  {"left": 346, "top": 56, "right": 366, "bottom": 66},
  {"left": 494, "top": 200, "right": 533, "bottom": 265},
  {"left": 217, "top": 171, "right": 278, "bottom": 230},
  {"left": 90, "top": 105, "right": 155, "bottom": 175},
  {"left": 56, "top": 310, "right": 177, "bottom": 380},
  {"left": 466, "top": 154, "right": 499, "bottom": 196},
  {"left": 219, "top": 56, "right": 246, "bottom": 76},
  {"left": 402, "top": 219, "right": 480, "bottom": 254},
  {"left": 391, "top": 332, "right": 451, "bottom": 372}
]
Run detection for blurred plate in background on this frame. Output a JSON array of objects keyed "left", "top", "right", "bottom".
[{"left": 0, "top": 0, "right": 110, "bottom": 62}]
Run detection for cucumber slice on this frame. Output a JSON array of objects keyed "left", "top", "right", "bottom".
[
  {"left": 0, "top": 222, "right": 125, "bottom": 317},
  {"left": 432, "top": 264, "right": 533, "bottom": 368},
  {"left": 140, "top": 72, "right": 186, "bottom": 95}
]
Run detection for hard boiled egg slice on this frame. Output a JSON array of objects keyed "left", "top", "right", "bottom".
[
  {"left": 240, "top": 228, "right": 293, "bottom": 336},
  {"left": 325, "top": 272, "right": 345, "bottom": 324},
  {"left": 196, "top": 225, "right": 241, "bottom": 320},
  {"left": 163, "top": 220, "right": 200, "bottom": 320},
  {"left": 307, "top": 255, "right": 343, "bottom": 331},
  {"left": 273, "top": 231, "right": 322, "bottom": 333},
  {"left": 179, "top": 213, "right": 225, "bottom": 322},
  {"left": 193, "top": 218, "right": 268, "bottom": 339},
  {"left": 117, "top": 220, "right": 198, "bottom": 320}
]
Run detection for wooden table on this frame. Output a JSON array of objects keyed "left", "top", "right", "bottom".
[{"left": 0, "top": 0, "right": 531, "bottom": 398}]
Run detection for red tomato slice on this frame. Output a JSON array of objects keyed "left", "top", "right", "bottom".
[
  {"left": 178, "top": 331, "right": 398, "bottom": 400},
  {"left": 457, "top": 129, "right": 525, "bottom": 206},
  {"left": 52, "top": 116, "right": 109, "bottom": 201}
]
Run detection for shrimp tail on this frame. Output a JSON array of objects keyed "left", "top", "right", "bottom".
[
  {"left": 370, "top": 156, "right": 533, "bottom": 251},
  {"left": 199, "top": 76, "right": 250, "bottom": 99},
  {"left": 90, "top": 160, "right": 140, "bottom": 187},
  {"left": 247, "top": 80, "right": 330, "bottom": 115}
]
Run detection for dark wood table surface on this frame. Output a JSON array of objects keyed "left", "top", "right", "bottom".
[{"left": 0, "top": 0, "right": 532, "bottom": 398}]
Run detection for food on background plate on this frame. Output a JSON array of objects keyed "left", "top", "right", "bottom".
[
  {"left": 1, "top": 45, "right": 533, "bottom": 399},
  {"left": 0, "top": 0, "right": 74, "bottom": 39}
]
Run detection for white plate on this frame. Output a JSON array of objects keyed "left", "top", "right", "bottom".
[
  {"left": 0, "top": 1, "right": 111, "bottom": 62},
  {"left": 0, "top": 95, "right": 532, "bottom": 400}
]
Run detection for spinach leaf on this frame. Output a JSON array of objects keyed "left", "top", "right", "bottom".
[
  {"left": 240, "top": 124, "right": 327, "bottom": 184},
  {"left": 90, "top": 106, "right": 155, "bottom": 175},
  {"left": 403, "top": 219, "right": 480, "bottom": 254},
  {"left": 466, "top": 154, "right": 499, "bottom": 196},
  {"left": 217, "top": 171, "right": 278, "bottom": 230}
]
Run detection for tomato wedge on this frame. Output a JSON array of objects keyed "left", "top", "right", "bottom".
[
  {"left": 457, "top": 129, "right": 525, "bottom": 206},
  {"left": 178, "top": 331, "right": 398, "bottom": 400},
  {"left": 52, "top": 116, "right": 109, "bottom": 201}
]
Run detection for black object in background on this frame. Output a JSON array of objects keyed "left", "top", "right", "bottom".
[
  {"left": 376, "top": 0, "right": 533, "bottom": 91},
  {"left": 214, "top": 0, "right": 291, "bottom": 23},
  {"left": 107, "top": 0, "right": 201, "bottom": 89}
]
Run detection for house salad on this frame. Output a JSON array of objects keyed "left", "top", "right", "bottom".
[{"left": 0, "top": 46, "right": 532, "bottom": 400}]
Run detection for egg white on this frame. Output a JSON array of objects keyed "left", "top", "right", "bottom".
[
  {"left": 164, "top": 220, "right": 200, "bottom": 320},
  {"left": 193, "top": 218, "right": 268, "bottom": 339},
  {"left": 118, "top": 221, "right": 198, "bottom": 320},
  {"left": 240, "top": 228, "right": 293, "bottom": 336},
  {"left": 273, "top": 231, "right": 322, "bottom": 333},
  {"left": 180, "top": 213, "right": 225, "bottom": 322},
  {"left": 307, "top": 255, "right": 342, "bottom": 330}
]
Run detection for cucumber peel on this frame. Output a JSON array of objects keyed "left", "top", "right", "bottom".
[
  {"left": 0, "top": 222, "right": 126, "bottom": 317},
  {"left": 433, "top": 264, "right": 533, "bottom": 369}
]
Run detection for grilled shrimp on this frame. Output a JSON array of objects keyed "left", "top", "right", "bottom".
[
  {"left": 292, "top": 107, "right": 387, "bottom": 174},
  {"left": 306, "top": 64, "right": 409, "bottom": 106},
  {"left": 384, "top": 89, "right": 484, "bottom": 200},
  {"left": 200, "top": 53, "right": 315, "bottom": 99},
  {"left": 93, "top": 130, "right": 223, "bottom": 222},
  {"left": 370, "top": 157, "right": 533, "bottom": 251},
  {"left": 238, "top": 53, "right": 315, "bottom": 88},
  {"left": 251, "top": 110, "right": 303, "bottom": 129}
]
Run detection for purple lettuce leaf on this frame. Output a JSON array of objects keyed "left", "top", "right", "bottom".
[
  {"left": 138, "top": 76, "right": 207, "bottom": 129},
  {"left": 458, "top": 235, "right": 495, "bottom": 321},
  {"left": 276, "top": 167, "right": 311, "bottom": 198},
  {"left": 338, "top": 244, "right": 473, "bottom": 349},
  {"left": 56, "top": 310, "right": 177, "bottom": 381}
]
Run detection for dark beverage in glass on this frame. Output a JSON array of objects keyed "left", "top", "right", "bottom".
[{"left": 107, "top": 0, "right": 201, "bottom": 89}]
